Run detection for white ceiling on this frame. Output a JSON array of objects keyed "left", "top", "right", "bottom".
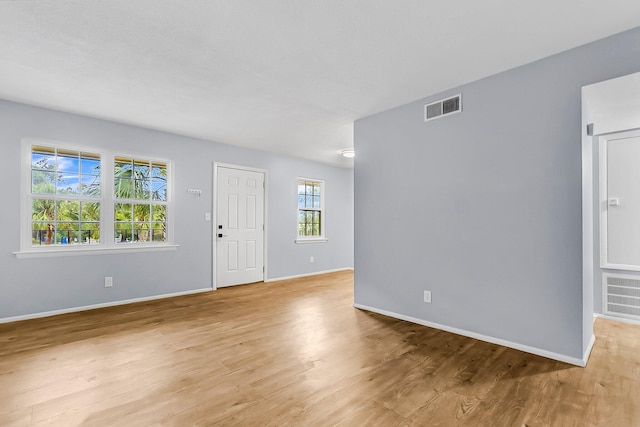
[{"left": 1, "top": 1, "right": 639, "bottom": 167}]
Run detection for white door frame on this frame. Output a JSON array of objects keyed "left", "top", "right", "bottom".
[
  {"left": 212, "top": 162, "right": 268, "bottom": 289},
  {"left": 583, "top": 73, "right": 640, "bottom": 334}
]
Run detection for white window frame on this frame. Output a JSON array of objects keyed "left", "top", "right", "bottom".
[
  {"left": 295, "top": 177, "right": 327, "bottom": 244},
  {"left": 16, "top": 138, "right": 177, "bottom": 258}
]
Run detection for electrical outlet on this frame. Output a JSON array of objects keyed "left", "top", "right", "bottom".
[
  {"left": 204, "top": 212, "right": 211, "bottom": 221},
  {"left": 423, "top": 290, "right": 432, "bottom": 303},
  {"left": 105, "top": 277, "right": 113, "bottom": 287},
  {"left": 310, "top": 256, "right": 314, "bottom": 263}
]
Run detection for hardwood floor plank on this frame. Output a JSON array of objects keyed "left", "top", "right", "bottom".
[{"left": 1, "top": 271, "right": 639, "bottom": 426}]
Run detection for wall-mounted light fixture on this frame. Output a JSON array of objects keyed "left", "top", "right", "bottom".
[{"left": 340, "top": 149, "right": 355, "bottom": 158}]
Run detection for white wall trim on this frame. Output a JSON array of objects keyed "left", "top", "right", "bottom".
[
  {"left": 594, "top": 312, "right": 640, "bottom": 326},
  {"left": 294, "top": 238, "right": 328, "bottom": 244},
  {"left": 14, "top": 244, "right": 179, "bottom": 259},
  {"left": 265, "top": 267, "right": 353, "bottom": 283},
  {"left": 582, "top": 334, "right": 596, "bottom": 366},
  {"left": 0, "top": 287, "right": 211, "bottom": 324},
  {"left": 354, "top": 303, "right": 590, "bottom": 367}
]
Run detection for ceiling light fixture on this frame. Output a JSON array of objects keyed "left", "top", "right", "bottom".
[{"left": 341, "top": 149, "right": 355, "bottom": 158}]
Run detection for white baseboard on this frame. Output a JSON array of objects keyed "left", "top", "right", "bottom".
[
  {"left": 265, "top": 267, "right": 353, "bottom": 283},
  {"left": 0, "top": 287, "right": 212, "bottom": 324},
  {"left": 594, "top": 312, "right": 640, "bottom": 326},
  {"left": 582, "top": 334, "right": 596, "bottom": 366},
  {"left": 354, "top": 303, "right": 588, "bottom": 367}
]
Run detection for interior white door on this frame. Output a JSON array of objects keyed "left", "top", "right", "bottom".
[
  {"left": 606, "top": 134, "right": 640, "bottom": 266},
  {"left": 216, "top": 166, "right": 264, "bottom": 287}
]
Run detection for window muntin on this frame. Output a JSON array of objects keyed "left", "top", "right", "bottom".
[
  {"left": 30, "top": 146, "right": 101, "bottom": 246},
  {"left": 297, "top": 179, "right": 324, "bottom": 238},
  {"left": 114, "top": 157, "right": 168, "bottom": 243}
]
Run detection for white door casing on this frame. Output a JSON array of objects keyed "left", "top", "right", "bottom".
[
  {"left": 215, "top": 165, "right": 265, "bottom": 287},
  {"left": 600, "top": 130, "right": 640, "bottom": 270}
]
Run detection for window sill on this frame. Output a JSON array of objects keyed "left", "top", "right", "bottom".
[
  {"left": 295, "top": 238, "right": 328, "bottom": 244},
  {"left": 14, "top": 244, "right": 179, "bottom": 259}
]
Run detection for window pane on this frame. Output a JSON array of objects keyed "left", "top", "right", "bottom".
[
  {"left": 80, "top": 174, "right": 101, "bottom": 197},
  {"left": 134, "top": 161, "right": 150, "bottom": 178},
  {"left": 151, "top": 163, "right": 167, "bottom": 201},
  {"left": 115, "top": 222, "right": 132, "bottom": 243},
  {"left": 115, "top": 159, "right": 133, "bottom": 178},
  {"left": 134, "top": 179, "right": 150, "bottom": 199},
  {"left": 32, "top": 199, "right": 55, "bottom": 221},
  {"left": 305, "top": 195, "right": 313, "bottom": 207},
  {"left": 57, "top": 200, "right": 79, "bottom": 221},
  {"left": 134, "top": 204, "right": 150, "bottom": 222},
  {"left": 56, "top": 223, "right": 78, "bottom": 245},
  {"left": 81, "top": 202, "right": 100, "bottom": 221},
  {"left": 152, "top": 204, "right": 166, "bottom": 222},
  {"left": 152, "top": 162, "right": 167, "bottom": 178},
  {"left": 31, "top": 222, "right": 50, "bottom": 246},
  {"left": 81, "top": 157, "right": 100, "bottom": 175},
  {"left": 135, "top": 224, "right": 150, "bottom": 242},
  {"left": 151, "top": 223, "right": 165, "bottom": 242},
  {"left": 313, "top": 195, "right": 320, "bottom": 209},
  {"left": 57, "top": 174, "right": 79, "bottom": 195},
  {"left": 312, "top": 224, "right": 320, "bottom": 235},
  {"left": 313, "top": 184, "right": 320, "bottom": 195},
  {"left": 81, "top": 222, "right": 100, "bottom": 244},
  {"left": 305, "top": 224, "right": 313, "bottom": 235},
  {"left": 114, "top": 159, "right": 133, "bottom": 201},
  {"left": 32, "top": 147, "right": 55, "bottom": 170},
  {"left": 57, "top": 150, "right": 79, "bottom": 173},
  {"left": 32, "top": 171, "right": 56, "bottom": 194},
  {"left": 152, "top": 181, "right": 167, "bottom": 201},
  {"left": 115, "top": 203, "right": 132, "bottom": 221},
  {"left": 133, "top": 161, "right": 151, "bottom": 200},
  {"left": 56, "top": 151, "right": 80, "bottom": 195},
  {"left": 81, "top": 156, "right": 101, "bottom": 197},
  {"left": 114, "top": 178, "right": 132, "bottom": 199}
]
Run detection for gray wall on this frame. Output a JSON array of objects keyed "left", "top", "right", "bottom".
[
  {"left": 1, "top": 99, "right": 353, "bottom": 320},
  {"left": 354, "top": 27, "right": 640, "bottom": 360}
]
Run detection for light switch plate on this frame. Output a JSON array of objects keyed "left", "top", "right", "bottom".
[{"left": 423, "top": 290, "right": 432, "bottom": 303}]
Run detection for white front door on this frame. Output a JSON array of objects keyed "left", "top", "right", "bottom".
[
  {"left": 602, "top": 131, "right": 640, "bottom": 268},
  {"left": 216, "top": 165, "right": 265, "bottom": 287}
]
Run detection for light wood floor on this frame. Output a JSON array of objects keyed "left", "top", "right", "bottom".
[{"left": 1, "top": 271, "right": 639, "bottom": 426}]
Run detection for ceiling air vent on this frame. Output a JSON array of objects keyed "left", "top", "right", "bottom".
[{"left": 424, "top": 94, "right": 462, "bottom": 122}]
